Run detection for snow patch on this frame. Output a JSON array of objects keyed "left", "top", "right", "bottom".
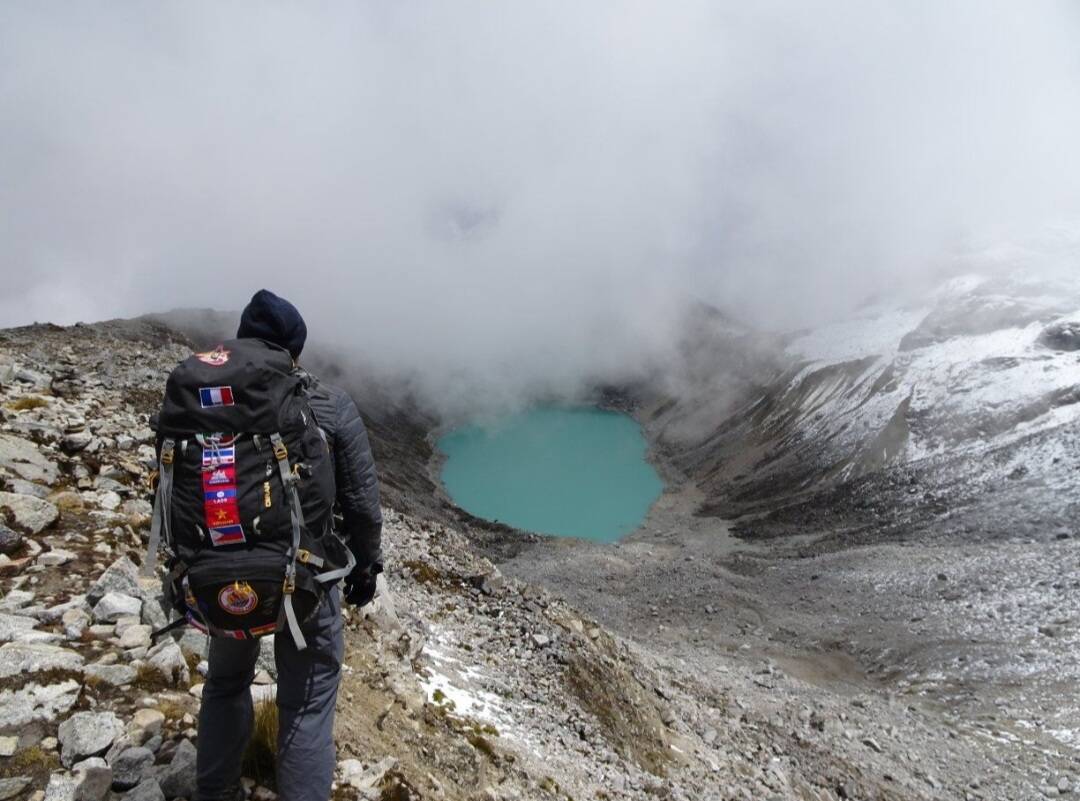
[{"left": 419, "top": 626, "right": 516, "bottom": 734}]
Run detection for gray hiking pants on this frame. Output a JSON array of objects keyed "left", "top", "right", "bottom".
[{"left": 196, "top": 588, "right": 344, "bottom": 801}]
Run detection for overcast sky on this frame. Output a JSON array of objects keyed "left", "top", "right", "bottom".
[{"left": 2, "top": 2, "right": 1079, "bottom": 406}]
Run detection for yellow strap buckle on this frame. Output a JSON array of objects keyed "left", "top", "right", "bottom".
[
  {"left": 161, "top": 448, "right": 174, "bottom": 466},
  {"left": 297, "top": 549, "right": 312, "bottom": 564},
  {"left": 283, "top": 575, "right": 296, "bottom": 594},
  {"left": 273, "top": 441, "right": 288, "bottom": 462}
]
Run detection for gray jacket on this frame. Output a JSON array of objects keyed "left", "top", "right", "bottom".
[{"left": 301, "top": 371, "right": 383, "bottom": 570}]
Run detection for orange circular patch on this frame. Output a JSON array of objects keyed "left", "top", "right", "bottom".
[
  {"left": 195, "top": 346, "right": 230, "bottom": 366},
  {"left": 218, "top": 582, "right": 258, "bottom": 616}
]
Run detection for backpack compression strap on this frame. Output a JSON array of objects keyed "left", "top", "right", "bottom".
[
  {"left": 269, "top": 433, "right": 356, "bottom": 651},
  {"left": 270, "top": 433, "right": 310, "bottom": 650},
  {"left": 141, "top": 438, "right": 176, "bottom": 579}
]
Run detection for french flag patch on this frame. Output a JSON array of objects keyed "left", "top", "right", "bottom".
[
  {"left": 199, "top": 386, "right": 235, "bottom": 408},
  {"left": 209, "top": 524, "right": 246, "bottom": 547}
]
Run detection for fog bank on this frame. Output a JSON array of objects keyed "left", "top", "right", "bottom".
[{"left": 2, "top": 2, "right": 1079, "bottom": 412}]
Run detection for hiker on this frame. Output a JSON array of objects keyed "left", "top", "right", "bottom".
[{"left": 148, "top": 289, "right": 383, "bottom": 801}]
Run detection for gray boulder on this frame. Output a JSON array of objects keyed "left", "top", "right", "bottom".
[
  {"left": 0, "top": 642, "right": 84, "bottom": 678},
  {"left": 38, "top": 548, "right": 77, "bottom": 567},
  {"left": 73, "top": 757, "right": 112, "bottom": 801},
  {"left": 58, "top": 711, "right": 125, "bottom": 768},
  {"left": 83, "top": 664, "right": 137, "bottom": 687},
  {"left": 0, "top": 433, "right": 59, "bottom": 484},
  {"left": 0, "top": 778, "right": 31, "bottom": 801},
  {"left": 0, "top": 589, "right": 34, "bottom": 612},
  {"left": 0, "top": 492, "right": 59, "bottom": 535},
  {"left": 92, "top": 592, "right": 142, "bottom": 624},
  {"left": 87, "top": 557, "right": 142, "bottom": 606},
  {"left": 110, "top": 747, "right": 155, "bottom": 791},
  {"left": 130, "top": 709, "right": 165, "bottom": 737},
  {"left": 44, "top": 772, "right": 79, "bottom": 801},
  {"left": 61, "top": 431, "right": 94, "bottom": 455},
  {"left": 145, "top": 640, "right": 190, "bottom": 686},
  {"left": 0, "top": 523, "right": 23, "bottom": 556},
  {"left": 157, "top": 739, "right": 197, "bottom": 800},
  {"left": 360, "top": 574, "right": 401, "bottom": 632},
  {"left": 0, "top": 679, "right": 80, "bottom": 727},
  {"left": 5, "top": 478, "right": 51, "bottom": 499},
  {"left": 1040, "top": 320, "right": 1080, "bottom": 351},
  {"left": 340, "top": 756, "right": 399, "bottom": 792},
  {"left": 121, "top": 499, "right": 152, "bottom": 519},
  {"left": 0, "top": 612, "right": 38, "bottom": 642},
  {"left": 122, "top": 778, "right": 165, "bottom": 801},
  {"left": 118, "top": 625, "right": 152, "bottom": 650},
  {"left": 14, "top": 367, "right": 50, "bottom": 388},
  {"left": 36, "top": 596, "right": 90, "bottom": 624},
  {"left": 139, "top": 594, "right": 170, "bottom": 631},
  {"left": 62, "top": 608, "right": 91, "bottom": 640}
]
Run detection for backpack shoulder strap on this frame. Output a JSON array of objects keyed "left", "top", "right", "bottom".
[{"left": 141, "top": 437, "right": 176, "bottom": 578}]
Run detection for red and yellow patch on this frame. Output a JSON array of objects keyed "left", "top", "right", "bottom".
[
  {"left": 195, "top": 346, "right": 230, "bottom": 366},
  {"left": 218, "top": 581, "right": 259, "bottom": 616}
]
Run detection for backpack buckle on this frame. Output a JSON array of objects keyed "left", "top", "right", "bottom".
[
  {"left": 297, "top": 549, "right": 311, "bottom": 564},
  {"left": 273, "top": 441, "right": 288, "bottom": 462},
  {"left": 283, "top": 575, "right": 296, "bottom": 594}
]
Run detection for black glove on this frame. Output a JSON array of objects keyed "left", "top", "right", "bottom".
[{"left": 343, "top": 562, "right": 382, "bottom": 607}]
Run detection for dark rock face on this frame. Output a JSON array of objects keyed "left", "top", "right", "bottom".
[
  {"left": 111, "top": 747, "right": 156, "bottom": 791},
  {"left": 156, "top": 738, "right": 196, "bottom": 800},
  {"left": 122, "top": 778, "right": 165, "bottom": 801},
  {"left": 1039, "top": 321, "right": 1080, "bottom": 351},
  {"left": 0, "top": 522, "right": 22, "bottom": 555},
  {"left": 900, "top": 295, "right": 1057, "bottom": 352}
]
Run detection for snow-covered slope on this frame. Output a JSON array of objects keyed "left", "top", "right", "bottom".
[{"left": 647, "top": 271, "right": 1080, "bottom": 539}]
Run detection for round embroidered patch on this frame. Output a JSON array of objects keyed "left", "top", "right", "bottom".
[
  {"left": 218, "top": 582, "right": 259, "bottom": 616},
  {"left": 195, "top": 346, "right": 230, "bottom": 366}
]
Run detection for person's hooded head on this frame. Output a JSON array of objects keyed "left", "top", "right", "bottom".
[{"left": 236, "top": 289, "right": 307, "bottom": 360}]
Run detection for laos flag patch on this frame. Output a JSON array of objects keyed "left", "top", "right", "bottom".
[{"left": 199, "top": 386, "right": 235, "bottom": 408}]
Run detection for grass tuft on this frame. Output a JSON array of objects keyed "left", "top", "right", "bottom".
[
  {"left": 184, "top": 650, "right": 202, "bottom": 681},
  {"left": 5, "top": 395, "right": 48, "bottom": 411},
  {"left": 378, "top": 768, "right": 418, "bottom": 801},
  {"left": 242, "top": 699, "right": 278, "bottom": 790},
  {"left": 132, "top": 664, "right": 174, "bottom": 692},
  {"left": 157, "top": 699, "right": 187, "bottom": 722},
  {"left": 0, "top": 745, "right": 60, "bottom": 779},
  {"left": 466, "top": 733, "right": 497, "bottom": 760},
  {"left": 402, "top": 560, "right": 441, "bottom": 585}
]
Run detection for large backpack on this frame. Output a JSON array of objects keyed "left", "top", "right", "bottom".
[{"left": 143, "top": 338, "right": 354, "bottom": 650}]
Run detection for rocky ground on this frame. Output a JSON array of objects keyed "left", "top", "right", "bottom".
[
  {"left": 3, "top": 294, "right": 1077, "bottom": 801},
  {"left": 0, "top": 319, "right": 914, "bottom": 801},
  {"left": 502, "top": 272, "right": 1080, "bottom": 801}
]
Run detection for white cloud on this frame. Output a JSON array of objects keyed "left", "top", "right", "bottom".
[{"left": 1, "top": 1, "right": 1078, "bottom": 411}]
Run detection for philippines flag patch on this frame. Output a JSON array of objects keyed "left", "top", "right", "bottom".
[
  {"left": 199, "top": 386, "right": 235, "bottom": 408},
  {"left": 209, "top": 524, "right": 246, "bottom": 547}
]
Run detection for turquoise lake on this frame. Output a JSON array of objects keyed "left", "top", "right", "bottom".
[{"left": 437, "top": 406, "right": 663, "bottom": 542}]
